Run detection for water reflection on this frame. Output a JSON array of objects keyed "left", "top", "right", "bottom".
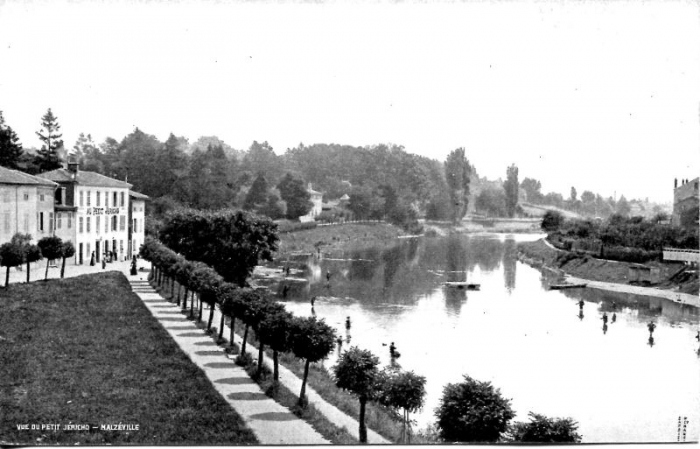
[{"left": 269, "top": 233, "right": 700, "bottom": 442}]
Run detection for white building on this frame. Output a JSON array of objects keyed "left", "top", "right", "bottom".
[
  {"left": 0, "top": 166, "right": 57, "bottom": 245},
  {"left": 299, "top": 183, "right": 323, "bottom": 222},
  {"left": 129, "top": 191, "right": 148, "bottom": 258},
  {"left": 39, "top": 162, "right": 145, "bottom": 264}
]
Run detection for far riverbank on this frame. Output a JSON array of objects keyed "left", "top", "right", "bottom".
[{"left": 518, "top": 238, "right": 700, "bottom": 305}]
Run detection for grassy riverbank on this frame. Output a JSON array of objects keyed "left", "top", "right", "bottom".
[
  {"left": 518, "top": 239, "right": 699, "bottom": 295},
  {"left": 0, "top": 273, "right": 257, "bottom": 445},
  {"left": 276, "top": 223, "right": 404, "bottom": 256}
]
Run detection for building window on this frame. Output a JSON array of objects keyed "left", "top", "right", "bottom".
[
  {"left": 105, "top": 191, "right": 109, "bottom": 207},
  {"left": 133, "top": 218, "right": 138, "bottom": 233},
  {"left": 40, "top": 194, "right": 45, "bottom": 202},
  {"left": 80, "top": 191, "right": 84, "bottom": 207},
  {"left": 113, "top": 192, "right": 118, "bottom": 207},
  {"left": 39, "top": 212, "right": 44, "bottom": 231},
  {"left": 120, "top": 192, "right": 125, "bottom": 207},
  {"left": 105, "top": 215, "right": 109, "bottom": 233},
  {"left": 68, "top": 213, "right": 72, "bottom": 229},
  {"left": 57, "top": 213, "right": 62, "bottom": 229},
  {"left": 23, "top": 213, "right": 29, "bottom": 233},
  {"left": 119, "top": 240, "right": 124, "bottom": 254},
  {"left": 97, "top": 191, "right": 101, "bottom": 207},
  {"left": 23, "top": 192, "right": 29, "bottom": 201},
  {"left": 119, "top": 215, "right": 125, "bottom": 231},
  {"left": 86, "top": 216, "right": 91, "bottom": 233},
  {"left": 79, "top": 217, "right": 83, "bottom": 233},
  {"left": 87, "top": 191, "right": 91, "bottom": 206},
  {"left": 87, "top": 243, "right": 91, "bottom": 259},
  {"left": 49, "top": 212, "right": 54, "bottom": 232},
  {"left": 112, "top": 215, "right": 117, "bottom": 231},
  {"left": 3, "top": 211, "right": 9, "bottom": 233},
  {"left": 96, "top": 216, "right": 101, "bottom": 234}
]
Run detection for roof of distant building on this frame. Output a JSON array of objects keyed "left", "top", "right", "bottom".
[
  {"left": 0, "top": 166, "right": 58, "bottom": 187},
  {"left": 39, "top": 168, "right": 132, "bottom": 189},
  {"left": 129, "top": 191, "right": 150, "bottom": 200}
]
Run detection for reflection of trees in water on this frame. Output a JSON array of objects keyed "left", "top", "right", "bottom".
[
  {"left": 466, "top": 237, "right": 504, "bottom": 273},
  {"left": 502, "top": 238, "right": 517, "bottom": 292},
  {"left": 444, "top": 284, "right": 467, "bottom": 315},
  {"left": 445, "top": 233, "right": 467, "bottom": 282},
  {"left": 382, "top": 244, "right": 403, "bottom": 289},
  {"left": 562, "top": 288, "right": 700, "bottom": 325}
]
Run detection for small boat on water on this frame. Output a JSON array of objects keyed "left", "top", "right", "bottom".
[
  {"left": 549, "top": 283, "right": 587, "bottom": 290},
  {"left": 444, "top": 282, "right": 480, "bottom": 290}
]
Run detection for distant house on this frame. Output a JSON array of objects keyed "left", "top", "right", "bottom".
[
  {"left": 672, "top": 177, "right": 699, "bottom": 228},
  {"left": 299, "top": 183, "right": 323, "bottom": 223}
]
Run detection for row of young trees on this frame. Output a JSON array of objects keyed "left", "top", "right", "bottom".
[
  {"left": 0, "top": 234, "right": 75, "bottom": 286},
  {"left": 140, "top": 235, "right": 428, "bottom": 443}
]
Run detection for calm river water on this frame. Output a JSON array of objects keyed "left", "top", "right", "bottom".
[{"left": 274, "top": 233, "right": 699, "bottom": 443}]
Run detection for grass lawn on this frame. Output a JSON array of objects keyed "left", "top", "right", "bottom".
[
  {"left": 0, "top": 272, "right": 258, "bottom": 445},
  {"left": 277, "top": 223, "right": 403, "bottom": 256}
]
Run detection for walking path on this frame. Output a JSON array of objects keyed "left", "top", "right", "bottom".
[{"left": 127, "top": 275, "right": 330, "bottom": 445}]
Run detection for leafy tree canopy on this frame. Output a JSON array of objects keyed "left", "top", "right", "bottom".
[{"left": 508, "top": 412, "right": 582, "bottom": 443}]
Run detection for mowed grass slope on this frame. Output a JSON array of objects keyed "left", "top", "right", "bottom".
[{"left": 0, "top": 272, "right": 257, "bottom": 445}]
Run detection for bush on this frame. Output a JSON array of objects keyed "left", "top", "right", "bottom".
[
  {"left": 508, "top": 412, "right": 582, "bottom": 443},
  {"left": 541, "top": 210, "right": 564, "bottom": 232},
  {"left": 435, "top": 375, "right": 515, "bottom": 442}
]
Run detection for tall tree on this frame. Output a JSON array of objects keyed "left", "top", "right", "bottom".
[
  {"left": 503, "top": 164, "right": 519, "bottom": 218},
  {"left": 34, "top": 108, "right": 64, "bottom": 172},
  {"left": 0, "top": 240, "right": 24, "bottom": 287},
  {"left": 242, "top": 141, "right": 283, "bottom": 185},
  {"left": 277, "top": 173, "right": 312, "bottom": 220},
  {"left": 0, "top": 111, "right": 24, "bottom": 169},
  {"left": 444, "top": 148, "right": 471, "bottom": 224},
  {"left": 70, "top": 133, "right": 98, "bottom": 167},
  {"left": 376, "top": 369, "right": 426, "bottom": 443},
  {"left": 616, "top": 195, "right": 631, "bottom": 216},
  {"left": 154, "top": 133, "right": 189, "bottom": 199},
  {"left": 520, "top": 177, "right": 542, "bottom": 204},
  {"left": 243, "top": 174, "right": 269, "bottom": 211},
  {"left": 570, "top": 186, "right": 578, "bottom": 202}
]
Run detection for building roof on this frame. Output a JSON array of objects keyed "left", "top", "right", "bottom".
[
  {"left": 39, "top": 168, "right": 132, "bottom": 189},
  {"left": 0, "top": 165, "right": 58, "bottom": 187},
  {"left": 129, "top": 190, "right": 150, "bottom": 200}
]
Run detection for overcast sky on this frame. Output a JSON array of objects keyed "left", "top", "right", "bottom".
[{"left": 0, "top": 0, "right": 698, "bottom": 203}]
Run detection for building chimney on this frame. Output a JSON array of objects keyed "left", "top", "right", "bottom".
[
  {"left": 67, "top": 160, "right": 79, "bottom": 179},
  {"left": 674, "top": 178, "right": 678, "bottom": 189}
]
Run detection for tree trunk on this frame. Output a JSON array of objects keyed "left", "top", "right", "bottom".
[
  {"left": 26, "top": 261, "right": 30, "bottom": 283},
  {"left": 198, "top": 296, "right": 203, "bottom": 321},
  {"left": 189, "top": 291, "right": 195, "bottom": 319},
  {"left": 403, "top": 409, "right": 407, "bottom": 443},
  {"left": 230, "top": 315, "right": 236, "bottom": 348},
  {"left": 44, "top": 259, "right": 50, "bottom": 280},
  {"left": 218, "top": 313, "right": 225, "bottom": 341},
  {"left": 5, "top": 266, "right": 10, "bottom": 288},
  {"left": 359, "top": 396, "right": 367, "bottom": 443},
  {"left": 207, "top": 302, "right": 215, "bottom": 331},
  {"left": 177, "top": 283, "right": 182, "bottom": 305},
  {"left": 257, "top": 338, "right": 264, "bottom": 377},
  {"left": 60, "top": 257, "right": 66, "bottom": 278},
  {"left": 171, "top": 278, "right": 175, "bottom": 299},
  {"left": 298, "top": 359, "right": 310, "bottom": 407},
  {"left": 273, "top": 350, "right": 279, "bottom": 382},
  {"left": 183, "top": 288, "right": 188, "bottom": 310},
  {"left": 242, "top": 324, "right": 249, "bottom": 354}
]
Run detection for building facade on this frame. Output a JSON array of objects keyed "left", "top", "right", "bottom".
[
  {"left": 0, "top": 166, "right": 57, "bottom": 245},
  {"left": 39, "top": 163, "right": 146, "bottom": 265},
  {"left": 672, "top": 177, "right": 699, "bottom": 228},
  {"left": 129, "top": 191, "right": 148, "bottom": 258}
]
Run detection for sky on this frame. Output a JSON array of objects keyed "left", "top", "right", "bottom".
[{"left": 0, "top": 0, "right": 698, "bottom": 204}]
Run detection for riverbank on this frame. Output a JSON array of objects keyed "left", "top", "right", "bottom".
[
  {"left": 424, "top": 217, "right": 542, "bottom": 234},
  {"left": 276, "top": 222, "right": 404, "bottom": 257},
  {"left": 518, "top": 238, "right": 700, "bottom": 303}
]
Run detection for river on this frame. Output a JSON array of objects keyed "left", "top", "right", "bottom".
[{"left": 273, "top": 232, "right": 700, "bottom": 443}]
